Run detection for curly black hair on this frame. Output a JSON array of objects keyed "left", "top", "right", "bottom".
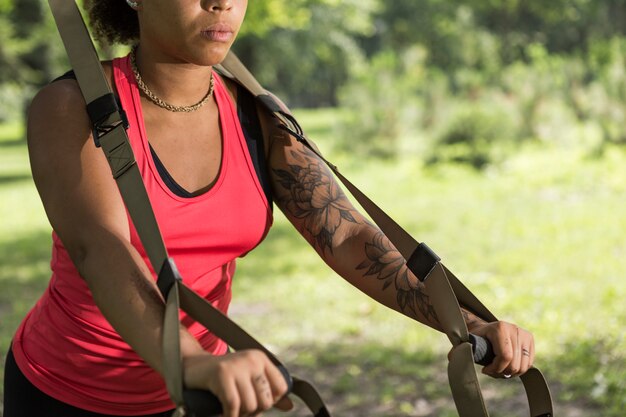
[{"left": 84, "top": 0, "right": 139, "bottom": 45}]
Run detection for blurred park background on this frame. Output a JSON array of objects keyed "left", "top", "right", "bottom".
[{"left": 1, "top": 0, "right": 625, "bottom": 416}]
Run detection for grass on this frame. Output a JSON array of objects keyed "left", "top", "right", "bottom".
[
  {"left": 1, "top": 113, "right": 625, "bottom": 416},
  {"left": 0, "top": 121, "right": 52, "bottom": 357}
]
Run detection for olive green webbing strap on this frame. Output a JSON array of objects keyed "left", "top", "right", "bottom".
[
  {"left": 46, "top": 0, "right": 168, "bottom": 272},
  {"left": 217, "top": 53, "right": 554, "bottom": 417},
  {"left": 48, "top": 1, "right": 331, "bottom": 416}
]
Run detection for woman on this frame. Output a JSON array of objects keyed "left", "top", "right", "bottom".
[{"left": 3, "top": 1, "right": 536, "bottom": 416}]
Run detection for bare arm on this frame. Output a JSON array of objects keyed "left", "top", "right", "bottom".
[
  {"left": 27, "top": 79, "right": 205, "bottom": 374},
  {"left": 265, "top": 125, "right": 534, "bottom": 378},
  {"left": 28, "top": 80, "right": 291, "bottom": 416},
  {"left": 266, "top": 136, "right": 444, "bottom": 329}
]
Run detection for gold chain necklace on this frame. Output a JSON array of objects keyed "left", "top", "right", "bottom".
[{"left": 130, "top": 47, "right": 214, "bottom": 113}]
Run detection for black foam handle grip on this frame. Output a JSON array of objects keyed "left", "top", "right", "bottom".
[
  {"left": 182, "top": 364, "right": 293, "bottom": 417},
  {"left": 469, "top": 333, "right": 496, "bottom": 366},
  {"left": 183, "top": 388, "right": 221, "bottom": 417}
]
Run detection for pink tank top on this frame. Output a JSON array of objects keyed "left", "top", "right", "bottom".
[{"left": 12, "top": 55, "right": 272, "bottom": 415}]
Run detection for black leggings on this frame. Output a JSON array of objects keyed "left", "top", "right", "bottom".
[{"left": 3, "top": 347, "right": 174, "bottom": 417}]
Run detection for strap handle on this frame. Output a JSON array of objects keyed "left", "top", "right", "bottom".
[
  {"left": 47, "top": 1, "right": 332, "bottom": 416},
  {"left": 159, "top": 258, "right": 329, "bottom": 416},
  {"left": 216, "top": 52, "right": 554, "bottom": 417}
]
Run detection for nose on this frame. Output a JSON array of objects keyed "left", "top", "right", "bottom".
[{"left": 202, "top": 0, "right": 233, "bottom": 12}]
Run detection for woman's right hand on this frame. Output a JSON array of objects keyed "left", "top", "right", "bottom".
[{"left": 183, "top": 350, "right": 294, "bottom": 417}]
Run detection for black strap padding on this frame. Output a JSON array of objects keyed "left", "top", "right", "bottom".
[
  {"left": 53, "top": 71, "right": 121, "bottom": 127},
  {"left": 86, "top": 93, "right": 121, "bottom": 125},
  {"left": 256, "top": 94, "right": 284, "bottom": 113},
  {"left": 406, "top": 242, "right": 441, "bottom": 282},
  {"left": 237, "top": 84, "right": 273, "bottom": 208},
  {"left": 52, "top": 69, "right": 76, "bottom": 82},
  {"left": 157, "top": 257, "right": 183, "bottom": 298},
  {"left": 182, "top": 389, "right": 221, "bottom": 417},
  {"left": 51, "top": 70, "right": 129, "bottom": 147}
]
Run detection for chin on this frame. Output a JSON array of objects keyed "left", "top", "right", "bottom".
[{"left": 197, "top": 46, "right": 233, "bottom": 67}]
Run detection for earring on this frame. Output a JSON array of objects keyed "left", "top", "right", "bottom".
[{"left": 126, "top": 0, "right": 139, "bottom": 8}]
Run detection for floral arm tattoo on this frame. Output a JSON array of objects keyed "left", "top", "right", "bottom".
[
  {"left": 273, "top": 147, "right": 357, "bottom": 254},
  {"left": 357, "top": 231, "right": 439, "bottom": 324},
  {"left": 462, "top": 308, "right": 486, "bottom": 330},
  {"left": 273, "top": 146, "right": 439, "bottom": 325}
]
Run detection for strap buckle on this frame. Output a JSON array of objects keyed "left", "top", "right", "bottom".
[{"left": 86, "top": 93, "right": 129, "bottom": 147}]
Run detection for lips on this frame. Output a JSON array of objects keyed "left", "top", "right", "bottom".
[{"left": 200, "top": 23, "right": 234, "bottom": 43}]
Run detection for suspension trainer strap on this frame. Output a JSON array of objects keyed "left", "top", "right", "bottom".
[
  {"left": 47, "top": 1, "right": 332, "bottom": 416},
  {"left": 216, "top": 53, "right": 554, "bottom": 417}
]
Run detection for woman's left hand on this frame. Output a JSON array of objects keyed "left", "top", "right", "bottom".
[{"left": 468, "top": 321, "right": 535, "bottom": 378}]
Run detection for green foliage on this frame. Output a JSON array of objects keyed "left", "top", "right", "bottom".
[
  {"left": 326, "top": 1, "right": 626, "bottom": 163},
  {"left": 373, "top": 2, "right": 503, "bottom": 74},
  {"left": 242, "top": 0, "right": 379, "bottom": 37},
  {"left": 0, "top": 83, "right": 32, "bottom": 123},
  {"left": 0, "top": 0, "right": 69, "bottom": 121},
  {"left": 235, "top": 0, "right": 378, "bottom": 107},
  {"left": 466, "top": 0, "right": 624, "bottom": 61},
  {"left": 428, "top": 102, "right": 517, "bottom": 168},
  {"left": 0, "top": 0, "right": 12, "bottom": 12},
  {"left": 337, "top": 48, "right": 425, "bottom": 158},
  {"left": 586, "top": 38, "right": 626, "bottom": 147},
  {"left": 547, "top": 337, "right": 626, "bottom": 415},
  {"left": 240, "top": 0, "right": 311, "bottom": 36},
  {"left": 338, "top": 29, "right": 626, "bottom": 165}
]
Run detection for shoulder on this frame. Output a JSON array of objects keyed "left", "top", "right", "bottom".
[
  {"left": 26, "top": 61, "right": 130, "bottom": 243},
  {"left": 28, "top": 61, "right": 114, "bottom": 136},
  {"left": 27, "top": 79, "right": 89, "bottom": 148},
  {"left": 27, "top": 61, "right": 115, "bottom": 158}
]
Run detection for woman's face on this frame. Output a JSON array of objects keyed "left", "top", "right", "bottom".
[{"left": 137, "top": 0, "right": 248, "bottom": 66}]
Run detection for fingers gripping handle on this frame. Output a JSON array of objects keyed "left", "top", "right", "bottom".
[
  {"left": 181, "top": 365, "right": 293, "bottom": 417},
  {"left": 179, "top": 336, "right": 489, "bottom": 417},
  {"left": 469, "top": 333, "right": 495, "bottom": 366},
  {"left": 412, "top": 258, "right": 494, "bottom": 368},
  {"left": 407, "top": 246, "right": 495, "bottom": 367}
]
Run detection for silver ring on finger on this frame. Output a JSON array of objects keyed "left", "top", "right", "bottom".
[{"left": 521, "top": 348, "right": 530, "bottom": 357}]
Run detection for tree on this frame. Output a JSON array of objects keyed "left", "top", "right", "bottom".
[
  {"left": 0, "top": 0, "right": 68, "bottom": 120},
  {"left": 234, "top": 0, "right": 379, "bottom": 107}
]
